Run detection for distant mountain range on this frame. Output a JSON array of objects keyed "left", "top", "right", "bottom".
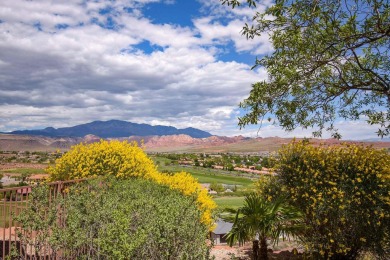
[
  {"left": 2, "top": 120, "right": 389, "bottom": 153},
  {"left": 7, "top": 120, "right": 212, "bottom": 138},
  {"left": 1, "top": 133, "right": 389, "bottom": 153}
]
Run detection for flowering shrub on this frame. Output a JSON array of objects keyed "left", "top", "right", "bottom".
[
  {"left": 47, "top": 140, "right": 216, "bottom": 227},
  {"left": 153, "top": 171, "right": 216, "bottom": 226},
  {"left": 275, "top": 141, "right": 390, "bottom": 258},
  {"left": 254, "top": 174, "right": 282, "bottom": 202},
  {"left": 15, "top": 178, "right": 211, "bottom": 259},
  {"left": 47, "top": 140, "right": 159, "bottom": 180}
]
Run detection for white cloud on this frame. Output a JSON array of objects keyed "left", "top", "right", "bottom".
[
  {"left": 0, "top": 0, "right": 384, "bottom": 141},
  {"left": 210, "top": 119, "right": 388, "bottom": 141},
  {"left": 193, "top": 14, "right": 273, "bottom": 55}
]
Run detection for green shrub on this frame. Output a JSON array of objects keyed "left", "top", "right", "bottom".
[
  {"left": 15, "top": 177, "right": 211, "bottom": 259},
  {"left": 209, "top": 182, "right": 225, "bottom": 192}
]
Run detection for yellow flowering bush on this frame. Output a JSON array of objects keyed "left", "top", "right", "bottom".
[
  {"left": 274, "top": 141, "right": 390, "bottom": 258},
  {"left": 254, "top": 174, "right": 282, "bottom": 202},
  {"left": 47, "top": 140, "right": 158, "bottom": 180},
  {"left": 152, "top": 171, "right": 216, "bottom": 226},
  {"left": 47, "top": 140, "right": 216, "bottom": 228}
]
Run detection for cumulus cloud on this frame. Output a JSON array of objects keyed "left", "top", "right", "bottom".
[{"left": 0, "top": 0, "right": 383, "bottom": 140}]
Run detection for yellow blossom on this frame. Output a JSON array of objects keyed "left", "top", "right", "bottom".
[{"left": 47, "top": 140, "right": 216, "bottom": 229}]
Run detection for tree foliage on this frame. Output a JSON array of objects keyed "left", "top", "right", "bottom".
[
  {"left": 210, "top": 181, "right": 225, "bottom": 192},
  {"left": 271, "top": 141, "right": 390, "bottom": 258},
  {"left": 15, "top": 178, "right": 211, "bottom": 259},
  {"left": 47, "top": 140, "right": 216, "bottom": 227},
  {"left": 222, "top": 0, "right": 390, "bottom": 138}
]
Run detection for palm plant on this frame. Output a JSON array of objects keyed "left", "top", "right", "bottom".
[{"left": 225, "top": 193, "right": 303, "bottom": 260}]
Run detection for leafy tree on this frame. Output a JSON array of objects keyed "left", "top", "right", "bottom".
[
  {"left": 226, "top": 163, "right": 235, "bottom": 171},
  {"left": 203, "top": 160, "right": 214, "bottom": 168},
  {"left": 258, "top": 156, "right": 276, "bottom": 169},
  {"left": 19, "top": 171, "right": 31, "bottom": 185},
  {"left": 274, "top": 141, "right": 390, "bottom": 258},
  {"left": 255, "top": 165, "right": 262, "bottom": 171},
  {"left": 194, "top": 158, "right": 200, "bottom": 166},
  {"left": 210, "top": 182, "right": 225, "bottom": 193},
  {"left": 221, "top": 0, "right": 390, "bottom": 138},
  {"left": 15, "top": 178, "right": 211, "bottom": 259},
  {"left": 226, "top": 193, "right": 303, "bottom": 260}
]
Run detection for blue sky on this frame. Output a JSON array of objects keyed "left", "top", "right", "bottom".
[{"left": 0, "top": 0, "right": 386, "bottom": 140}]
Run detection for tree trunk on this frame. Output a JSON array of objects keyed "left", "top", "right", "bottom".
[
  {"left": 252, "top": 240, "right": 259, "bottom": 260},
  {"left": 259, "top": 237, "right": 268, "bottom": 260}
]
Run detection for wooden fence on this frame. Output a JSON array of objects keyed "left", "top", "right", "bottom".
[{"left": 0, "top": 180, "right": 83, "bottom": 259}]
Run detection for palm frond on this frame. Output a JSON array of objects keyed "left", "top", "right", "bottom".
[{"left": 225, "top": 193, "right": 303, "bottom": 248}]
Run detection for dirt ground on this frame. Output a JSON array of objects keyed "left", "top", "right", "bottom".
[
  {"left": 210, "top": 240, "right": 303, "bottom": 260},
  {"left": 211, "top": 244, "right": 251, "bottom": 259},
  {"left": 0, "top": 163, "right": 47, "bottom": 170}
]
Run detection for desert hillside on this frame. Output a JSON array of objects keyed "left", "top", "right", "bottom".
[{"left": 0, "top": 134, "right": 389, "bottom": 153}]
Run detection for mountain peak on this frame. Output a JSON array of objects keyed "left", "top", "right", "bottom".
[{"left": 9, "top": 120, "right": 212, "bottom": 139}]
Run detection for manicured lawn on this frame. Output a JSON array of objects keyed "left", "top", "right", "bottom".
[
  {"left": 214, "top": 196, "right": 245, "bottom": 209},
  {"left": 151, "top": 156, "right": 171, "bottom": 166},
  {"left": 151, "top": 157, "right": 253, "bottom": 209},
  {"left": 160, "top": 165, "right": 254, "bottom": 186},
  {"left": 190, "top": 172, "right": 253, "bottom": 186},
  {"left": 151, "top": 156, "right": 256, "bottom": 187}
]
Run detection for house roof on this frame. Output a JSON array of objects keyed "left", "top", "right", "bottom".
[
  {"left": 17, "top": 187, "right": 32, "bottom": 194},
  {"left": 213, "top": 220, "right": 233, "bottom": 235}
]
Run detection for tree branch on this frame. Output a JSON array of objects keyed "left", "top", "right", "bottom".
[{"left": 350, "top": 48, "right": 389, "bottom": 92}]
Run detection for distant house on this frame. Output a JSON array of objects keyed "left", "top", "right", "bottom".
[
  {"left": 178, "top": 160, "right": 193, "bottom": 166},
  {"left": 233, "top": 167, "right": 274, "bottom": 175},
  {"left": 15, "top": 187, "right": 32, "bottom": 201},
  {"left": 210, "top": 220, "right": 233, "bottom": 245},
  {"left": 16, "top": 187, "right": 32, "bottom": 196}
]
